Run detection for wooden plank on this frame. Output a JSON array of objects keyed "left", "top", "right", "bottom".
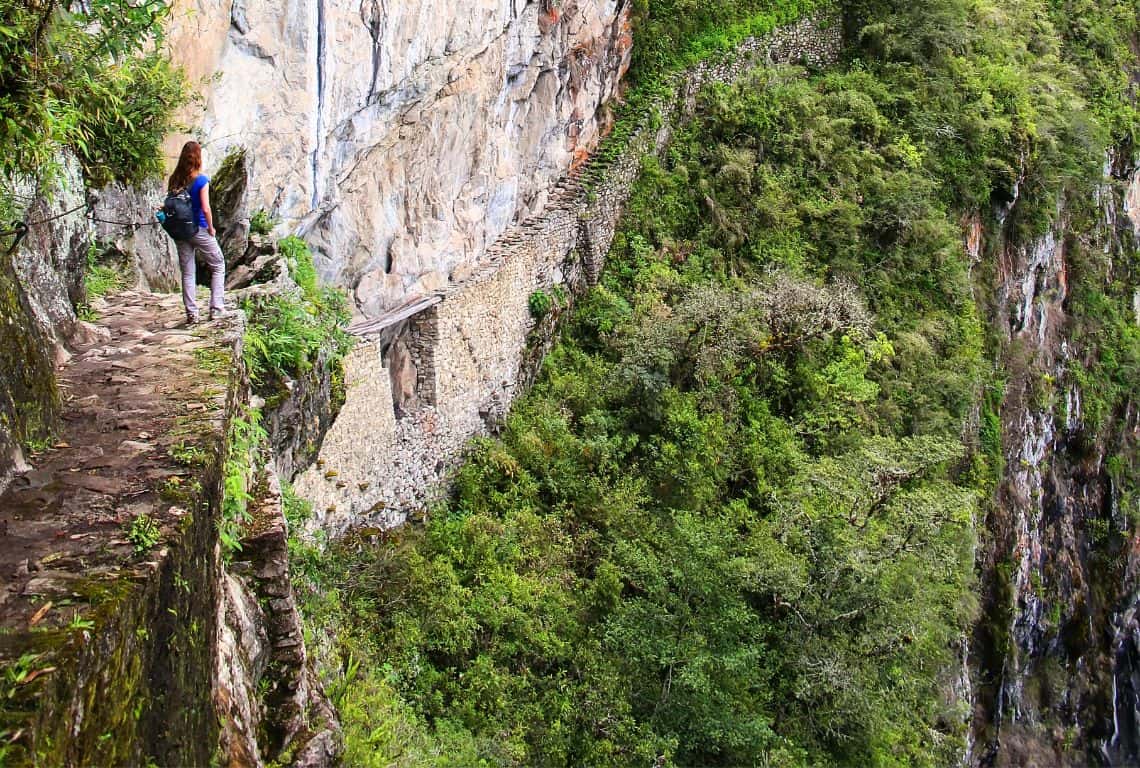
[{"left": 347, "top": 295, "right": 442, "bottom": 337}]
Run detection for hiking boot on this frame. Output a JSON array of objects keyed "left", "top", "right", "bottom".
[
  {"left": 185, "top": 314, "right": 199, "bottom": 326},
  {"left": 209, "top": 308, "right": 233, "bottom": 321}
]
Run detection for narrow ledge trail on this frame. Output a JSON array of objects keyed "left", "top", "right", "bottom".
[{"left": 0, "top": 291, "right": 240, "bottom": 640}]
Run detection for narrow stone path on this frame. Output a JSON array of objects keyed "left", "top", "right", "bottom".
[{"left": 0, "top": 291, "right": 240, "bottom": 632}]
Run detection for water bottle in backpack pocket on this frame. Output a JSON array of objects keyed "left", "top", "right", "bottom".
[{"left": 161, "top": 188, "right": 199, "bottom": 241}]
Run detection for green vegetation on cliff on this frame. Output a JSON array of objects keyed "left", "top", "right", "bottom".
[
  {"left": 629, "top": 0, "right": 826, "bottom": 77},
  {"left": 242, "top": 237, "right": 353, "bottom": 400},
  {"left": 0, "top": 0, "right": 185, "bottom": 193},
  {"left": 0, "top": 0, "right": 184, "bottom": 469},
  {"left": 296, "top": 0, "right": 1140, "bottom": 765}
]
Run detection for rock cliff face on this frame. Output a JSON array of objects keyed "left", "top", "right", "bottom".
[
  {"left": 164, "top": 0, "right": 632, "bottom": 316},
  {"left": 971, "top": 158, "right": 1140, "bottom": 766}
]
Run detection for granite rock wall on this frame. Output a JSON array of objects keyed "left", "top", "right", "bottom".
[{"left": 162, "top": 0, "right": 633, "bottom": 316}]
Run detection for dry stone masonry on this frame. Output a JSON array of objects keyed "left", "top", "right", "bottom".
[
  {"left": 295, "top": 13, "right": 842, "bottom": 535},
  {"left": 0, "top": 293, "right": 240, "bottom": 765}
]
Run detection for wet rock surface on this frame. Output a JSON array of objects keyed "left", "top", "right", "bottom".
[{"left": 970, "top": 162, "right": 1140, "bottom": 766}]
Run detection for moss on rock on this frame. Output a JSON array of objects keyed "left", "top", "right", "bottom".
[{"left": 0, "top": 239, "right": 59, "bottom": 474}]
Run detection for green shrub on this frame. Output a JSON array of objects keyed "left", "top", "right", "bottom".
[
  {"left": 281, "top": 483, "right": 313, "bottom": 531},
  {"left": 243, "top": 237, "right": 353, "bottom": 404},
  {"left": 77, "top": 245, "right": 129, "bottom": 321},
  {"left": 528, "top": 289, "right": 554, "bottom": 319},
  {"left": 219, "top": 407, "right": 266, "bottom": 556},
  {"left": 244, "top": 295, "right": 328, "bottom": 381},
  {"left": 125, "top": 512, "right": 160, "bottom": 554},
  {"left": 629, "top": 0, "right": 826, "bottom": 81},
  {"left": 278, "top": 236, "right": 320, "bottom": 301},
  {"left": 0, "top": 0, "right": 186, "bottom": 200},
  {"left": 249, "top": 208, "right": 277, "bottom": 236}
]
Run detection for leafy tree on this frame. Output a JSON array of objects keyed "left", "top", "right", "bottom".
[{"left": 0, "top": 0, "right": 185, "bottom": 196}]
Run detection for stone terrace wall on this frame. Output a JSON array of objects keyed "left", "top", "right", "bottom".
[{"left": 295, "top": 12, "right": 842, "bottom": 535}]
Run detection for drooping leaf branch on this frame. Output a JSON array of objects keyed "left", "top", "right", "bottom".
[{"left": 0, "top": 0, "right": 185, "bottom": 199}]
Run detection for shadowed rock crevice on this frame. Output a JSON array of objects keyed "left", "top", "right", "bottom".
[{"left": 210, "top": 148, "right": 252, "bottom": 265}]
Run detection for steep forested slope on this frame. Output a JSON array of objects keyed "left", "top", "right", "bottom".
[{"left": 293, "top": 0, "right": 1140, "bottom": 765}]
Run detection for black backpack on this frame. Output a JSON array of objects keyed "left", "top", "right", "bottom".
[{"left": 161, "top": 188, "right": 199, "bottom": 241}]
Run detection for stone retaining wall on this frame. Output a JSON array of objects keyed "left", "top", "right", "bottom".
[
  {"left": 0, "top": 294, "right": 242, "bottom": 766},
  {"left": 295, "top": 12, "right": 843, "bottom": 534}
]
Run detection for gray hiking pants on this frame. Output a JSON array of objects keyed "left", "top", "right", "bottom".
[{"left": 176, "top": 230, "right": 226, "bottom": 318}]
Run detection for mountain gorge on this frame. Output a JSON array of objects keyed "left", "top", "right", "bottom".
[{"left": 1, "top": 0, "right": 1140, "bottom": 765}]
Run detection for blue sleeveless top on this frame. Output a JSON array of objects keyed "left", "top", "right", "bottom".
[{"left": 189, "top": 174, "right": 210, "bottom": 228}]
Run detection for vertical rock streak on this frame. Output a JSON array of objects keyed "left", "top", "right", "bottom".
[
  {"left": 976, "top": 162, "right": 1140, "bottom": 766},
  {"left": 1106, "top": 538, "right": 1140, "bottom": 763},
  {"left": 311, "top": 0, "right": 327, "bottom": 209},
  {"left": 361, "top": 0, "right": 387, "bottom": 102}
]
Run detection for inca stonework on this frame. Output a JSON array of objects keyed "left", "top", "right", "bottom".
[{"left": 295, "top": 13, "right": 842, "bottom": 535}]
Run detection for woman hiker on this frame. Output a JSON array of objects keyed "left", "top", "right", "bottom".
[{"left": 168, "top": 140, "right": 229, "bottom": 324}]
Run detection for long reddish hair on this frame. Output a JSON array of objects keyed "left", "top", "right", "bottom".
[{"left": 168, "top": 141, "right": 202, "bottom": 192}]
